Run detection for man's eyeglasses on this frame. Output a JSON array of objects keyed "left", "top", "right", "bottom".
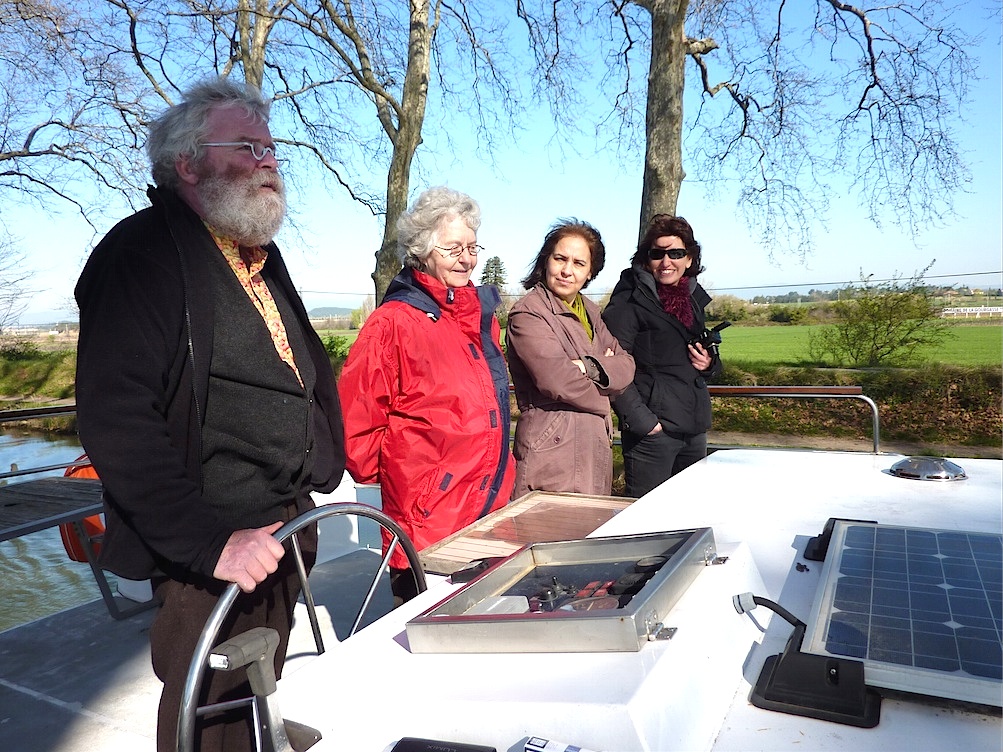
[
  {"left": 434, "top": 244, "right": 484, "bottom": 259},
  {"left": 201, "top": 141, "right": 278, "bottom": 162},
  {"left": 648, "top": 247, "right": 688, "bottom": 261}
]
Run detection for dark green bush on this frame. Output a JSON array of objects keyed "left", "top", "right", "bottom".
[
  {"left": 768, "top": 305, "right": 808, "bottom": 324},
  {"left": 706, "top": 295, "right": 748, "bottom": 322},
  {"left": 0, "top": 339, "right": 42, "bottom": 360},
  {"left": 322, "top": 335, "right": 352, "bottom": 377}
]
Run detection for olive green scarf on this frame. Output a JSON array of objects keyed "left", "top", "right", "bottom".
[{"left": 564, "top": 293, "right": 593, "bottom": 341}]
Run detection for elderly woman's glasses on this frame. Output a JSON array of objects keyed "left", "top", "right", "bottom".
[
  {"left": 648, "top": 247, "right": 688, "bottom": 261},
  {"left": 201, "top": 141, "right": 277, "bottom": 161},
  {"left": 434, "top": 244, "right": 484, "bottom": 259}
]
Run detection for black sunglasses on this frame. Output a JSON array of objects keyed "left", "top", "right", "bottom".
[{"left": 648, "top": 247, "right": 688, "bottom": 261}]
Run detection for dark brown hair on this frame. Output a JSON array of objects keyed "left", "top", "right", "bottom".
[
  {"left": 632, "top": 214, "right": 704, "bottom": 278},
  {"left": 521, "top": 218, "right": 606, "bottom": 290}
]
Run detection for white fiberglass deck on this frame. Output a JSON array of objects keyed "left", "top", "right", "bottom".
[
  {"left": 279, "top": 450, "right": 1002, "bottom": 752},
  {"left": 1, "top": 451, "right": 1000, "bottom": 751}
]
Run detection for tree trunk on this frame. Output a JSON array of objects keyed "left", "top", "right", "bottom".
[
  {"left": 236, "top": 0, "right": 275, "bottom": 89},
  {"left": 639, "top": 0, "right": 688, "bottom": 239},
  {"left": 373, "top": 2, "right": 433, "bottom": 303}
]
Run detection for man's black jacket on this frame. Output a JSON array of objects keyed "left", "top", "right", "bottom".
[{"left": 75, "top": 186, "right": 345, "bottom": 581}]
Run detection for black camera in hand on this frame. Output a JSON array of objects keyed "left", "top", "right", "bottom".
[{"left": 690, "top": 321, "right": 731, "bottom": 357}]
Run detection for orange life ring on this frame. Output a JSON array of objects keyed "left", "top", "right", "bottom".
[{"left": 58, "top": 454, "right": 105, "bottom": 563}]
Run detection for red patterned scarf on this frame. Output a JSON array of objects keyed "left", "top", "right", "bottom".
[{"left": 655, "top": 281, "right": 694, "bottom": 328}]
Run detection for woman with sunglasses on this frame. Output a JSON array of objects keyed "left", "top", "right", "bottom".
[
  {"left": 338, "top": 186, "right": 515, "bottom": 605},
  {"left": 602, "top": 214, "right": 722, "bottom": 498}
]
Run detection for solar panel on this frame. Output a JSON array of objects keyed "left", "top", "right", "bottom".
[{"left": 804, "top": 521, "right": 1003, "bottom": 707}]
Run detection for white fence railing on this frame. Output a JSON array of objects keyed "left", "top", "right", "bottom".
[{"left": 941, "top": 306, "right": 1003, "bottom": 318}]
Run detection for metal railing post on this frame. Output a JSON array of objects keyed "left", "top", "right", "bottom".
[{"left": 706, "top": 386, "right": 882, "bottom": 454}]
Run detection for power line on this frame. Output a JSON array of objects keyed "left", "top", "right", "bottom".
[
  {"left": 298, "top": 270, "right": 1002, "bottom": 301},
  {"left": 710, "top": 270, "right": 1002, "bottom": 293}
]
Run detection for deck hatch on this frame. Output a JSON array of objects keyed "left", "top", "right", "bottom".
[{"left": 406, "top": 528, "right": 715, "bottom": 653}]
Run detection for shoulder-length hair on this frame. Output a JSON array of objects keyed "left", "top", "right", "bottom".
[
  {"left": 632, "top": 214, "right": 705, "bottom": 278},
  {"left": 146, "top": 77, "right": 271, "bottom": 191},
  {"left": 521, "top": 218, "right": 605, "bottom": 290},
  {"left": 397, "top": 186, "right": 481, "bottom": 270}
]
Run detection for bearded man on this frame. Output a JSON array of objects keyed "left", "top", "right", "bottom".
[{"left": 74, "top": 77, "right": 345, "bottom": 752}]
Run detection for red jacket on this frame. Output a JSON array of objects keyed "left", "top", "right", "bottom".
[{"left": 338, "top": 268, "right": 515, "bottom": 568}]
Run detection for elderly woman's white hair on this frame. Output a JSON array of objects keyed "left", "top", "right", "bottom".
[{"left": 397, "top": 186, "right": 481, "bottom": 270}]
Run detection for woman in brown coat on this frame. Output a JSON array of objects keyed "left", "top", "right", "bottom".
[{"left": 506, "top": 219, "right": 635, "bottom": 499}]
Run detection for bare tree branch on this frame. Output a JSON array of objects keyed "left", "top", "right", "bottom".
[
  {"left": 0, "top": 236, "right": 32, "bottom": 332},
  {"left": 4, "top": 0, "right": 978, "bottom": 295},
  {"left": 517, "top": 0, "right": 976, "bottom": 254}
]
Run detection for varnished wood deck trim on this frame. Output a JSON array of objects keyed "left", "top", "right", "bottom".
[{"left": 419, "top": 491, "right": 635, "bottom": 575}]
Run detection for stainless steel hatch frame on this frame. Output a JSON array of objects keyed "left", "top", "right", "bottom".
[{"left": 406, "top": 528, "right": 716, "bottom": 653}]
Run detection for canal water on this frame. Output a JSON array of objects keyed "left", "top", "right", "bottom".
[
  {"left": 0, "top": 430, "right": 381, "bottom": 633},
  {"left": 0, "top": 430, "right": 104, "bottom": 633}
]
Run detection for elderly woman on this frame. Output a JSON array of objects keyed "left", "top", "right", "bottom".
[
  {"left": 337, "top": 186, "right": 515, "bottom": 603},
  {"left": 506, "top": 219, "right": 635, "bottom": 499},
  {"left": 602, "top": 214, "right": 722, "bottom": 498}
]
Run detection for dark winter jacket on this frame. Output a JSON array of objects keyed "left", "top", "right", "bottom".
[
  {"left": 337, "top": 267, "right": 515, "bottom": 568},
  {"left": 74, "top": 186, "right": 345, "bottom": 581},
  {"left": 602, "top": 264, "right": 721, "bottom": 438}
]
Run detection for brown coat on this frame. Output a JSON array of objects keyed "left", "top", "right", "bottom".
[{"left": 506, "top": 284, "right": 635, "bottom": 498}]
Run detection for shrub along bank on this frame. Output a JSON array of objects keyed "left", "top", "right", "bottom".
[{"left": 0, "top": 346, "right": 76, "bottom": 402}]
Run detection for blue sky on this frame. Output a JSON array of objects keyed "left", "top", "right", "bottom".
[{"left": 9, "top": 6, "right": 1002, "bottom": 324}]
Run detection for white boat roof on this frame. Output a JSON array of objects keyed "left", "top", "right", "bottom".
[
  {"left": 278, "top": 450, "right": 1002, "bottom": 751},
  {"left": 1, "top": 449, "right": 1000, "bottom": 751}
]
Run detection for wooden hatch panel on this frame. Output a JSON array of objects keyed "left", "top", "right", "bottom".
[{"left": 419, "top": 490, "right": 635, "bottom": 575}]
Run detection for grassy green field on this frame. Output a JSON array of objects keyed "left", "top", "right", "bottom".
[
  {"left": 718, "top": 322, "right": 1002, "bottom": 366},
  {"left": 315, "top": 329, "right": 359, "bottom": 343},
  {"left": 323, "top": 322, "right": 1001, "bottom": 367}
]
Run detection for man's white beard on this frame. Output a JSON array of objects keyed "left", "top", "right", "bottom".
[{"left": 198, "top": 169, "right": 286, "bottom": 247}]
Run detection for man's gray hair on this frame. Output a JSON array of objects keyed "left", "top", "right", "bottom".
[
  {"left": 397, "top": 186, "right": 481, "bottom": 269},
  {"left": 146, "top": 77, "right": 272, "bottom": 191}
]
